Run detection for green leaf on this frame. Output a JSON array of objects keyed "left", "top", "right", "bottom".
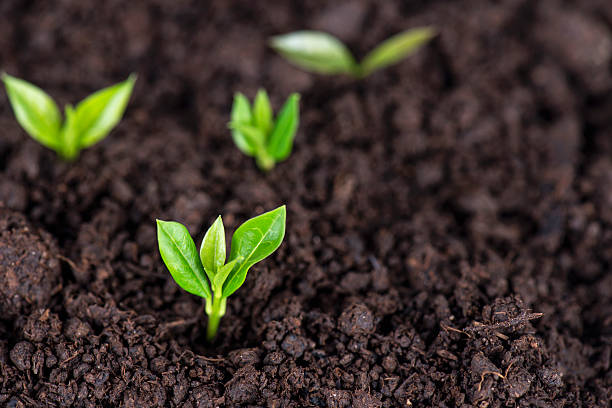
[
  {"left": 360, "top": 27, "right": 436, "bottom": 77},
  {"left": 200, "top": 216, "right": 226, "bottom": 282},
  {"left": 230, "top": 122, "right": 266, "bottom": 150},
  {"left": 267, "top": 93, "right": 299, "bottom": 161},
  {"left": 74, "top": 74, "right": 136, "bottom": 149},
  {"left": 59, "top": 105, "right": 80, "bottom": 161},
  {"left": 230, "top": 92, "right": 255, "bottom": 156},
  {"left": 157, "top": 220, "right": 212, "bottom": 299},
  {"left": 213, "top": 256, "right": 242, "bottom": 294},
  {"left": 2, "top": 73, "right": 61, "bottom": 150},
  {"left": 253, "top": 89, "right": 272, "bottom": 136},
  {"left": 222, "top": 206, "right": 286, "bottom": 297},
  {"left": 269, "top": 31, "right": 358, "bottom": 75}
]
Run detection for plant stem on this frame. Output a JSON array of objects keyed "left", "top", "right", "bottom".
[
  {"left": 256, "top": 149, "right": 275, "bottom": 172},
  {"left": 206, "top": 295, "right": 226, "bottom": 342}
]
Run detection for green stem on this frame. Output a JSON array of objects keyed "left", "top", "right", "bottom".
[
  {"left": 351, "top": 63, "right": 366, "bottom": 79},
  {"left": 206, "top": 295, "right": 226, "bottom": 342},
  {"left": 255, "top": 148, "right": 275, "bottom": 172}
]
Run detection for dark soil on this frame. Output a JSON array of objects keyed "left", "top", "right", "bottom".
[{"left": 0, "top": 0, "right": 611, "bottom": 406}]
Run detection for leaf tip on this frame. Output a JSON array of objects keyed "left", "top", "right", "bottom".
[
  {"left": 408, "top": 26, "right": 438, "bottom": 44},
  {"left": 268, "top": 35, "right": 282, "bottom": 48},
  {"left": 416, "top": 26, "right": 438, "bottom": 44},
  {"left": 423, "top": 26, "right": 438, "bottom": 37},
  {"left": 1, "top": 72, "right": 15, "bottom": 87},
  {"left": 124, "top": 73, "right": 138, "bottom": 92},
  {"left": 119, "top": 73, "right": 137, "bottom": 94}
]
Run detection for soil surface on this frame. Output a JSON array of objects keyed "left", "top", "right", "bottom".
[{"left": 1, "top": 0, "right": 611, "bottom": 406}]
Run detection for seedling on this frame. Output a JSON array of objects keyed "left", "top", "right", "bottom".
[
  {"left": 229, "top": 90, "right": 299, "bottom": 171},
  {"left": 2, "top": 73, "right": 136, "bottom": 160},
  {"left": 269, "top": 27, "right": 436, "bottom": 78},
  {"left": 157, "top": 205, "right": 286, "bottom": 341}
]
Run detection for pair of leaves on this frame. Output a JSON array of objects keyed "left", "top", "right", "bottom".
[
  {"left": 230, "top": 90, "right": 300, "bottom": 171},
  {"left": 269, "top": 27, "right": 436, "bottom": 78},
  {"left": 2, "top": 73, "right": 136, "bottom": 160},
  {"left": 156, "top": 205, "right": 286, "bottom": 301}
]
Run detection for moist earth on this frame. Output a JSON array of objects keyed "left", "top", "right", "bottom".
[
  {"left": 0, "top": 209, "right": 61, "bottom": 318},
  {"left": 0, "top": 0, "right": 611, "bottom": 407}
]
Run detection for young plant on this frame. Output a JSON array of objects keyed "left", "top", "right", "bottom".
[
  {"left": 156, "top": 205, "right": 286, "bottom": 341},
  {"left": 269, "top": 27, "right": 436, "bottom": 78},
  {"left": 229, "top": 90, "right": 299, "bottom": 171},
  {"left": 2, "top": 73, "right": 136, "bottom": 160}
]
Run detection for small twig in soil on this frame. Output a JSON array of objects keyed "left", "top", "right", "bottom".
[
  {"left": 59, "top": 352, "right": 80, "bottom": 367},
  {"left": 504, "top": 361, "right": 515, "bottom": 378},
  {"left": 466, "top": 312, "right": 543, "bottom": 333},
  {"left": 477, "top": 370, "right": 505, "bottom": 392},
  {"left": 175, "top": 347, "right": 225, "bottom": 363},
  {"left": 411, "top": 345, "right": 426, "bottom": 356},
  {"left": 20, "top": 395, "right": 39, "bottom": 407},
  {"left": 476, "top": 361, "right": 516, "bottom": 392},
  {"left": 159, "top": 316, "right": 200, "bottom": 330},
  {"left": 494, "top": 331, "right": 509, "bottom": 340},
  {"left": 436, "top": 349, "right": 458, "bottom": 361},
  {"left": 50, "top": 283, "right": 63, "bottom": 296},
  {"left": 197, "top": 354, "right": 225, "bottom": 362},
  {"left": 13, "top": 252, "right": 28, "bottom": 267},
  {"left": 441, "top": 322, "right": 472, "bottom": 338},
  {"left": 156, "top": 303, "right": 205, "bottom": 339},
  {"left": 56, "top": 254, "right": 85, "bottom": 274}
]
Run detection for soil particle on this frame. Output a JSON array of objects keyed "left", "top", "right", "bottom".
[
  {"left": 22, "top": 309, "right": 62, "bottom": 343},
  {"left": 0, "top": 209, "right": 61, "bottom": 317},
  {"left": 9, "top": 341, "right": 33, "bottom": 372},
  {"left": 228, "top": 348, "right": 261, "bottom": 367},
  {"left": 324, "top": 388, "right": 352, "bottom": 408},
  {"left": 224, "top": 365, "right": 261, "bottom": 405},
  {"left": 537, "top": 366, "right": 563, "bottom": 388},
  {"left": 263, "top": 351, "right": 285, "bottom": 366},
  {"left": 506, "top": 367, "right": 534, "bottom": 398},
  {"left": 149, "top": 356, "right": 169, "bottom": 374},
  {"left": 281, "top": 333, "right": 309, "bottom": 358},
  {"left": 64, "top": 317, "right": 92, "bottom": 341},
  {"left": 338, "top": 303, "right": 375, "bottom": 336},
  {"left": 352, "top": 390, "right": 383, "bottom": 408}
]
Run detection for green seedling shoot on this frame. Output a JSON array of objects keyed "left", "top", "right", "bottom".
[
  {"left": 229, "top": 90, "right": 299, "bottom": 171},
  {"left": 157, "top": 205, "right": 286, "bottom": 341},
  {"left": 269, "top": 27, "right": 436, "bottom": 78},
  {"left": 2, "top": 73, "right": 136, "bottom": 160}
]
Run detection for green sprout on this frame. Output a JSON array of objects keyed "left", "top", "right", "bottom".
[
  {"left": 2, "top": 73, "right": 136, "bottom": 160},
  {"left": 269, "top": 27, "right": 436, "bottom": 78},
  {"left": 156, "top": 205, "right": 286, "bottom": 341},
  {"left": 229, "top": 90, "right": 300, "bottom": 172}
]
